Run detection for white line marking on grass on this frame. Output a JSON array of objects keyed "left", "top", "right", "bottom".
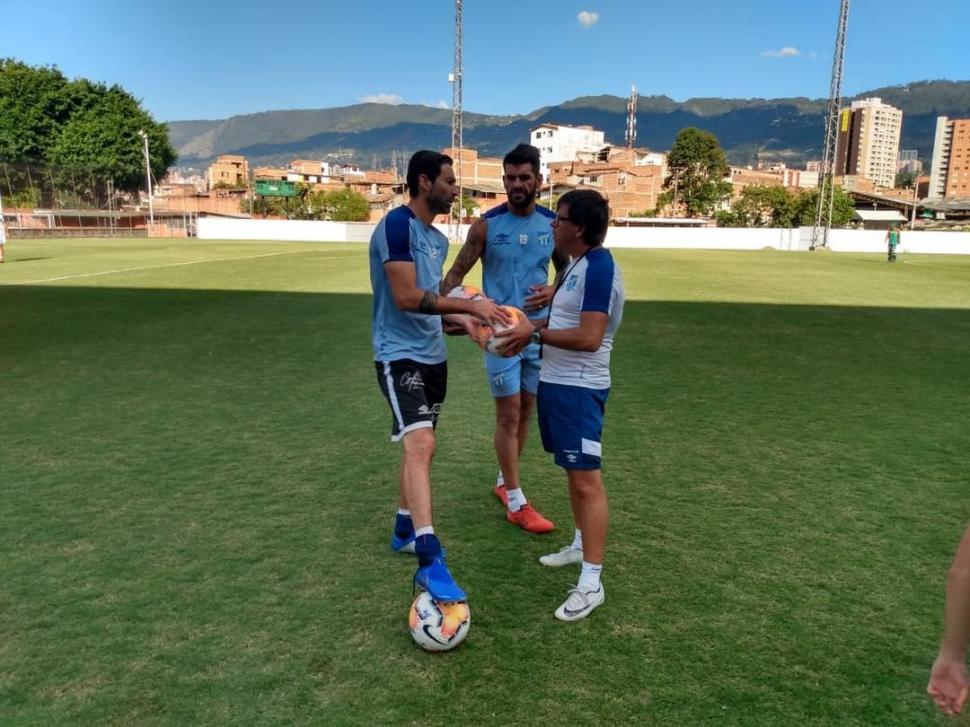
[{"left": 0, "top": 248, "right": 353, "bottom": 286}]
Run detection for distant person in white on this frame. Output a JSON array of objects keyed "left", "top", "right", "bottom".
[{"left": 501, "top": 189, "right": 624, "bottom": 621}]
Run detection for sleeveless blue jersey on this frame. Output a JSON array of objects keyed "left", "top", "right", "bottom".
[{"left": 481, "top": 203, "right": 556, "bottom": 321}]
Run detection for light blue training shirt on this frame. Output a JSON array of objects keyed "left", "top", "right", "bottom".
[
  {"left": 481, "top": 203, "right": 556, "bottom": 321},
  {"left": 370, "top": 205, "right": 449, "bottom": 364}
]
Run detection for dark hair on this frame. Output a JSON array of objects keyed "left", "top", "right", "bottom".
[
  {"left": 503, "top": 143, "right": 541, "bottom": 177},
  {"left": 558, "top": 190, "right": 609, "bottom": 247},
  {"left": 406, "top": 150, "right": 453, "bottom": 198}
]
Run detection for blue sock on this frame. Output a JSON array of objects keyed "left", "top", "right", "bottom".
[
  {"left": 394, "top": 512, "right": 414, "bottom": 539},
  {"left": 415, "top": 534, "right": 442, "bottom": 567}
]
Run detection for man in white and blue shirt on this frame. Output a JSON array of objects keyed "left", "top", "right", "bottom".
[{"left": 501, "top": 189, "right": 624, "bottom": 621}]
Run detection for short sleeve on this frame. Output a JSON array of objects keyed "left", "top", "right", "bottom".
[
  {"left": 581, "top": 250, "right": 615, "bottom": 314},
  {"left": 383, "top": 207, "right": 414, "bottom": 263}
]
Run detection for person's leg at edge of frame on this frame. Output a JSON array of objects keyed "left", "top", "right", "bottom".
[
  {"left": 554, "top": 467, "right": 607, "bottom": 621},
  {"left": 402, "top": 427, "right": 467, "bottom": 602}
]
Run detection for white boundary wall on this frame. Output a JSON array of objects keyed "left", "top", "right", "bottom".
[{"left": 197, "top": 218, "right": 970, "bottom": 255}]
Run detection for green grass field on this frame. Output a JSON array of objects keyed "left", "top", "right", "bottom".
[{"left": 2, "top": 237, "right": 969, "bottom": 725}]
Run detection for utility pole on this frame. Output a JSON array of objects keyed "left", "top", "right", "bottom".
[
  {"left": 449, "top": 0, "right": 463, "bottom": 242},
  {"left": 811, "top": 0, "right": 851, "bottom": 251},
  {"left": 910, "top": 162, "right": 920, "bottom": 230},
  {"left": 138, "top": 130, "right": 155, "bottom": 229},
  {"left": 0, "top": 185, "right": 7, "bottom": 258}
]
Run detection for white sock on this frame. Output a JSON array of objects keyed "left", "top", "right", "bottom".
[
  {"left": 397, "top": 508, "right": 411, "bottom": 517},
  {"left": 414, "top": 526, "right": 434, "bottom": 538},
  {"left": 570, "top": 529, "right": 583, "bottom": 551},
  {"left": 505, "top": 487, "right": 527, "bottom": 512},
  {"left": 578, "top": 561, "right": 602, "bottom": 592},
  {"left": 496, "top": 470, "right": 505, "bottom": 487}
]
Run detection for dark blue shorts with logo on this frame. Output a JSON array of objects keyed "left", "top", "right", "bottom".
[{"left": 537, "top": 381, "right": 609, "bottom": 470}]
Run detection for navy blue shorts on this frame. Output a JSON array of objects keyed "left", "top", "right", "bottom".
[{"left": 537, "top": 381, "right": 609, "bottom": 470}]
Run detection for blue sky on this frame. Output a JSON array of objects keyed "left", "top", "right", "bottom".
[{"left": 5, "top": 0, "right": 968, "bottom": 121}]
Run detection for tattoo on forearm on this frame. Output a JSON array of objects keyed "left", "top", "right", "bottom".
[{"left": 418, "top": 290, "right": 438, "bottom": 314}]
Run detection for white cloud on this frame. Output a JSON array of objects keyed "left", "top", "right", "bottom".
[
  {"left": 434, "top": 100, "right": 450, "bottom": 109},
  {"left": 359, "top": 93, "right": 405, "bottom": 105},
  {"left": 760, "top": 47, "right": 800, "bottom": 58},
  {"left": 577, "top": 10, "right": 599, "bottom": 28}
]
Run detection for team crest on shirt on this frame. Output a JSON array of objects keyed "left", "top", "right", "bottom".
[
  {"left": 538, "top": 233, "right": 551, "bottom": 247},
  {"left": 565, "top": 274, "right": 579, "bottom": 291}
]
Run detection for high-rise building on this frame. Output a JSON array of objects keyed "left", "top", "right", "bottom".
[
  {"left": 833, "top": 98, "right": 903, "bottom": 189},
  {"left": 928, "top": 117, "right": 970, "bottom": 199}
]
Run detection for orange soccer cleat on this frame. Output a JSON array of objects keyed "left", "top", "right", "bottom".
[{"left": 506, "top": 503, "right": 554, "bottom": 534}]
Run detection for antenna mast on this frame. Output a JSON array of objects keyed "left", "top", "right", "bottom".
[
  {"left": 811, "top": 0, "right": 851, "bottom": 251},
  {"left": 449, "top": 0, "right": 463, "bottom": 242},
  {"left": 625, "top": 85, "right": 638, "bottom": 149}
]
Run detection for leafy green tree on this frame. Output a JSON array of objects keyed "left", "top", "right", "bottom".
[
  {"left": 0, "top": 58, "right": 176, "bottom": 200},
  {"left": 321, "top": 188, "right": 371, "bottom": 221},
  {"left": 793, "top": 186, "right": 856, "bottom": 227},
  {"left": 663, "top": 128, "right": 732, "bottom": 218},
  {"left": 895, "top": 171, "right": 917, "bottom": 189},
  {"left": 0, "top": 59, "right": 73, "bottom": 163},
  {"left": 451, "top": 193, "right": 477, "bottom": 220},
  {"left": 718, "top": 185, "right": 798, "bottom": 228},
  {"left": 241, "top": 196, "right": 288, "bottom": 217}
]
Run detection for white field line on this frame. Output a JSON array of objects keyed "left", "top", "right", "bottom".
[{"left": 1, "top": 248, "right": 359, "bottom": 286}]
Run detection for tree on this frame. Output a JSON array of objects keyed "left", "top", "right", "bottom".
[
  {"left": 0, "top": 58, "right": 177, "bottom": 201},
  {"left": 717, "top": 185, "right": 798, "bottom": 228},
  {"left": 320, "top": 188, "right": 370, "bottom": 221},
  {"left": 451, "top": 193, "right": 477, "bottom": 220},
  {"left": 793, "top": 186, "right": 855, "bottom": 227},
  {"left": 895, "top": 171, "right": 917, "bottom": 189},
  {"left": 663, "top": 128, "right": 732, "bottom": 218}
]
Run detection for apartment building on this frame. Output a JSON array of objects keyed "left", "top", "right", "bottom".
[
  {"left": 206, "top": 155, "right": 249, "bottom": 190},
  {"left": 833, "top": 97, "right": 903, "bottom": 190},
  {"left": 928, "top": 117, "right": 970, "bottom": 199},
  {"left": 547, "top": 155, "right": 663, "bottom": 218},
  {"left": 530, "top": 124, "right": 606, "bottom": 178}
]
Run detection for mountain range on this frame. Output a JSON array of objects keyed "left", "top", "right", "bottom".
[{"left": 167, "top": 80, "right": 970, "bottom": 171}]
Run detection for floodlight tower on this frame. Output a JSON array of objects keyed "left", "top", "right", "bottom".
[
  {"left": 449, "top": 0, "right": 464, "bottom": 242},
  {"left": 625, "top": 85, "right": 638, "bottom": 148},
  {"left": 811, "top": 0, "right": 851, "bottom": 251}
]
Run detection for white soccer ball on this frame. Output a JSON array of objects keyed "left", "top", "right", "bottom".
[
  {"left": 446, "top": 285, "right": 485, "bottom": 301},
  {"left": 408, "top": 592, "right": 471, "bottom": 652},
  {"left": 478, "top": 305, "right": 528, "bottom": 357}
]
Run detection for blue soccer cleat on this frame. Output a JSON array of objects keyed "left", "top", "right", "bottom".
[
  {"left": 414, "top": 556, "right": 467, "bottom": 603},
  {"left": 390, "top": 532, "right": 416, "bottom": 554}
]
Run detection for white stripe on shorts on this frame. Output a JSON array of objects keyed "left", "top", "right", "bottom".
[
  {"left": 382, "top": 361, "right": 405, "bottom": 433},
  {"left": 392, "top": 420, "right": 434, "bottom": 442}
]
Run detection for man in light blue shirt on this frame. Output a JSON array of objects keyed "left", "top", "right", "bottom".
[
  {"left": 371, "top": 150, "right": 510, "bottom": 604},
  {"left": 442, "top": 144, "right": 567, "bottom": 534}
]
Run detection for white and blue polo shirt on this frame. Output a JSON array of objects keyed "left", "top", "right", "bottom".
[
  {"left": 540, "top": 246, "right": 625, "bottom": 390},
  {"left": 369, "top": 205, "right": 449, "bottom": 364}
]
